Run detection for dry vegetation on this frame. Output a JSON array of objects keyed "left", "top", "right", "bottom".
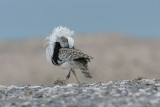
[{"left": 0, "top": 34, "right": 160, "bottom": 85}]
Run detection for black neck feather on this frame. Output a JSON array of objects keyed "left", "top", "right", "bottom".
[{"left": 52, "top": 42, "right": 61, "bottom": 65}]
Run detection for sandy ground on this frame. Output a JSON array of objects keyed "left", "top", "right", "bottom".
[{"left": 0, "top": 34, "right": 160, "bottom": 85}]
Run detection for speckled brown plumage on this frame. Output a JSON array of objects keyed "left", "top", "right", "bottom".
[
  {"left": 58, "top": 48, "right": 93, "bottom": 79},
  {"left": 59, "top": 48, "right": 92, "bottom": 62}
]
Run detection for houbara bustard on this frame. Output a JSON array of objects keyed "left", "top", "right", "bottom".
[{"left": 45, "top": 26, "right": 92, "bottom": 83}]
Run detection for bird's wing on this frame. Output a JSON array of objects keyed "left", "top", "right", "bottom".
[{"left": 58, "top": 48, "right": 93, "bottom": 62}]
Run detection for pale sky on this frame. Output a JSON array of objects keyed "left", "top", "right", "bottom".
[{"left": 0, "top": 0, "right": 160, "bottom": 40}]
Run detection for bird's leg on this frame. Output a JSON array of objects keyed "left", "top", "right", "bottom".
[
  {"left": 71, "top": 69, "right": 80, "bottom": 83},
  {"left": 66, "top": 71, "right": 71, "bottom": 80}
]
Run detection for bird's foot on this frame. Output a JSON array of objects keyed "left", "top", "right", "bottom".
[{"left": 54, "top": 78, "right": 67, "bottom": 85}]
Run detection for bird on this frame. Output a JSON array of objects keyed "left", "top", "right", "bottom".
[{"left": 44, "top": 26, "right": 92, "bottom": 83}]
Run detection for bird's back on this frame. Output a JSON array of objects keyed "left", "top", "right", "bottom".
[
  {"left": 58, "top": 48, "right": 93, "bottom": 62},
  {"left": 58, "top": 48, "right": 93, "bottom": 78}
]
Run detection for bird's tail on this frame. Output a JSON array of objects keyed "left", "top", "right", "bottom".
[
  {"left": 82, "top": 70, "right": 92, "bottom": 79},
  {"left": 76, "top": 59, "right": 92, "bottom": 79}
]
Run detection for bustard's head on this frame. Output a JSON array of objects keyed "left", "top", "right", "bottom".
[
  {"left": 57, "top": 36, "right": 74, "bottom": 48},
  {"left": 45, "top": 26, "right": 74, "bottom": 63}
]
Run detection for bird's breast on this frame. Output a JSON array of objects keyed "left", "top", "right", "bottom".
[{"left": 60, "top": 61, "right": 78, "bottom": 70}]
